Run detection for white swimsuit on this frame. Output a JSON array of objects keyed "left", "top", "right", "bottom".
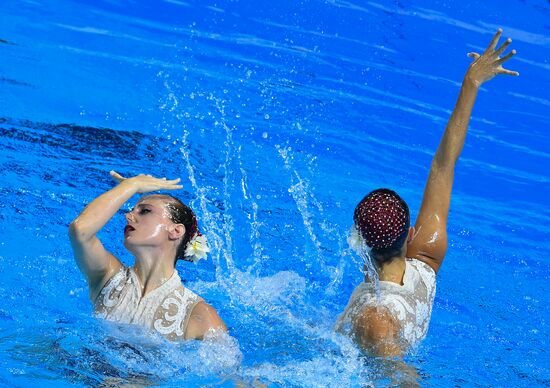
[
  {"left": 94, "top": 267, "right": 202, "bottom": 340},
  {"left": 336, "top": 259, "right": 436, "bottom": 349}
]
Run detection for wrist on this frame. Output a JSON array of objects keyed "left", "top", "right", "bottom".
[
  {"left": 463, "top": 73, "right": 481, "bottom": 89},
  {"left": 118, "top": 178, "right": 140, "bottom": 195}
]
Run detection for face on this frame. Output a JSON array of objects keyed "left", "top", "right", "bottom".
[{"left": 123, "top": 196, "right": 180, "bottom": 250}]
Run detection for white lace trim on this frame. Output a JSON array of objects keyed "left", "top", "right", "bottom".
[
  {"left": 336, "top": 259, "right": 436, "bottom": 349},
  {"left": 154, "top": 288, "right": 199, "bottom": 337},
  {"left": 98, "top": 268, "right": 127, "bottom": 310},
  {"left": 94, "top": 267, "right": 201, "bottom": 339}
]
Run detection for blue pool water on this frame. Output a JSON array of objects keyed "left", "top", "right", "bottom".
[{"left": 1, "top": 0, "right": 549, "bottom": 386}]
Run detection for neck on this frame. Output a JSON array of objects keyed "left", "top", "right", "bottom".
[
  {"left": 373, "top": 255, "right": 407, "bottom": 285},
  {"left": 132, "top": 248, "right": 176, "bottom": 296}
]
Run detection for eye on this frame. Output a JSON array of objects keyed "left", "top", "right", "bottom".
[{"left": 139, "top": 208, "right": 152, "bottom": 215}]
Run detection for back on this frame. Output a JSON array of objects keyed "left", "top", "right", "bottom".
[{"left": 336, "top": 259, "right": 436, "bottom": 350}]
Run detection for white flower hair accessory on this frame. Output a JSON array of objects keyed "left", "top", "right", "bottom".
[{"left": 184, "top": 233, "right": 210, "bottom": 263}]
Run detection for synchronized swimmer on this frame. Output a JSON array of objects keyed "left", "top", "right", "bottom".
[
  {"left": 69, "top": 30, "right": 517, "bottom": 355},
  {"left": 69, "top": 172, "right": 226, "bottom": 340},
  {"left": 336, "top": 29, "right": 518, "bottom": 356}
]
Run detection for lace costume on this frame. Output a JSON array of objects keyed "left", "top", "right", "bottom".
[
  {"left": 336, "top": 259, "right": 436, "bottom": 349},
  {"left": 94, "top": 267, "right": 202, "bottom": 340}
]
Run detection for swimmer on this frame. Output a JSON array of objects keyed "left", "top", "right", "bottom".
[
  {"left": 336, "top": 29, "right": 518, "bottom": 356},
  {"left": 69, "top": 171, "right": 227, "bottom": 340}
]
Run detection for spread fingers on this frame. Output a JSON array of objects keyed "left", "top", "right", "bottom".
[{"left": 485, "top": 28, "right": 503, "bottom": 53}]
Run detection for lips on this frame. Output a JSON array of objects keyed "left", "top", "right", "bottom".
[{"left": 124, "top": 225, "right": 136, "bottom": 235}]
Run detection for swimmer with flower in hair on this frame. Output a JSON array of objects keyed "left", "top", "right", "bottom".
[
  {"left": 69, "top": 171, "right": 226, "bottom": 340},
  {"left": 336, "top": 29, "right": 518, "bottom": 356}
]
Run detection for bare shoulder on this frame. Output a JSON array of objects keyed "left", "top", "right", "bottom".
[
  {"left": 185, "top": 301, "right": 227, "bottom": 340},
  {"left": 406, "top": 216, "right": 448, "bottom": 274},
  {"left": 352, "top": 306, "right": 403, "bottom": 357}
]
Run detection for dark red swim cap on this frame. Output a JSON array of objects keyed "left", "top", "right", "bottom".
[{"left": 354, "top": 189, "right": 410, "bottom": 250}]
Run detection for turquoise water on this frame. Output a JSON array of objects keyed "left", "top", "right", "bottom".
[{"left": 1, "top": 0, "right": 549, "bottom": 386}]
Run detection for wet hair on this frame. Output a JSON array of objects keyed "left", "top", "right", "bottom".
[
  {"left": 155, "top": 194, "right": 199, "bottom": 262},
  {"left": 354, "top": 188, "right": 410, "bottom": 264}
]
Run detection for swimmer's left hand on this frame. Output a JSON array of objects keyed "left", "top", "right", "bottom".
[
  {"left": 109, "top": 171, "right": 182, "bottom": 193},
  {"left": 466, "top": 28, "right": 519, "bottom": 86}
]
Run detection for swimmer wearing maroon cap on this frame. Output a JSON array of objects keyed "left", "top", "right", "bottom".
[{"left": 336, "top": 29, "right": 518, "bottom": 357}]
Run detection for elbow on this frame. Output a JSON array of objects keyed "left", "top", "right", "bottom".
[
  {"left": 68, "top": 219, "right": 92, "bottom": 242},
  {"left": 429, "top": 158, "right": 456, "bottom": 181},
  {"left": 431, "top": 154, "right": 454, "bottom": 171}
]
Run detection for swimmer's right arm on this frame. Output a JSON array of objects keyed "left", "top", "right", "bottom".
[
  {"left": 407, "top": 29, "right": 518, "bottom": 273},
  {"left": 69, "top": 171, "right": 182, "bottom": 299}
]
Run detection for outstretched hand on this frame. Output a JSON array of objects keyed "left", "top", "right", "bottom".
[
  {"left": 110, "top": 170, "right": 183, "bottom": 194},
  {"left": 466, "top": 28, "right": 519, "bottom": 86}
]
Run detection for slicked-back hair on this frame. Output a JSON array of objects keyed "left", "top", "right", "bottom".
[{"left": 157, "top": 194, "right": 198, "bottom": 262}]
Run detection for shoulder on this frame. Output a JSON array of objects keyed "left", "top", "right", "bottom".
[
  {"left": 408, "top": 258, "right": 437, "bottom": 286},
  {"left": 352, "top": 306, "right": 403, "bottom": 357},
  {"left": 406, "top": 222, "right": 448, "bottom": 274},
  {"left": 408, "top": 258, "right": 436, "bottom": 276},
  {"left": 354, "top": 306, "right": 399, "bottom": 340},
  {"left": 185, "top": 301, "right": 227, "bottom": 340}
]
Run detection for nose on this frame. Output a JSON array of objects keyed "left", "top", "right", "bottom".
[{"left": 125, "top": 211, "right": 135, "bottom": 223}]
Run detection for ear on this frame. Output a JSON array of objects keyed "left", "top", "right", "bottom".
[
  {"left": 168, "top": 224, "right": 186, "bottom": 241},
  {"left": 406, "top": 226, "right": 415, "bottom": 244}
]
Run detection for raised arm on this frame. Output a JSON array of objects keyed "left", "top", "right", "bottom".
[
  {"left": 407, "top": 29, "right": 518, "bottom": 273},
  {"left": 69, "top": 171, "right": 182, "bottom": 300}
]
